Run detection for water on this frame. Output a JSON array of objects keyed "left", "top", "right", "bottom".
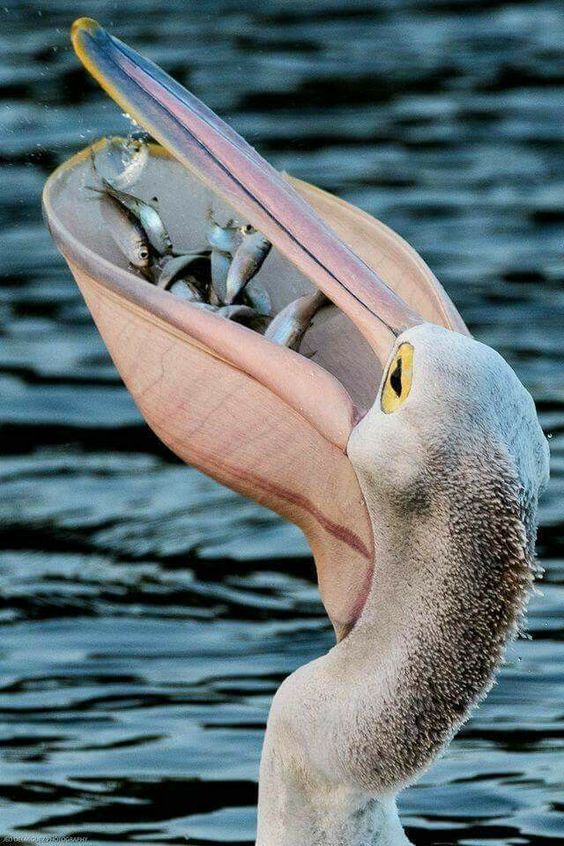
[{"left": 1, "top": 1, "right": 563, "bottom": 843}]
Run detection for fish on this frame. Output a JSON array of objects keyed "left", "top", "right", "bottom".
[
  {"left": 98, "top": 180, "right": 173, "bottom": 257},
  {"left": 218, "top": 304, "right": 258, "bottom": 323},
  {"left": 92, "top": 153, "right": 272, "bottom": 323},
  {"left": 245, "top": 283, "right": 272, "bottom": 316},
  {"left": 210, "top": 249, "right": 231, "bottom": 302},
  {"left": 93, "top": 136, "right": 149, "bottom": 190},
  {"left": 206, "top": 214, "right": 242, "bottom": 254},
  {"left": 98, "top": 191, "right": 151, "bottom": 270},
  {"left": 156, "top": 251, "right": 211, "bottom": 289},
  {"left": 264, "top": 291, "right": 327, "bottom": 350},
  {"left": 167, "top": 276, "right": 204, "bottom": 302},
  {"left": 225, "top": 230, "right": 272, "bottom": 304}
]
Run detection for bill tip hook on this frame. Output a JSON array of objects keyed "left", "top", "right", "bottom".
[{"left": 71, "top": 17, "right": 100, "bottom": 41}]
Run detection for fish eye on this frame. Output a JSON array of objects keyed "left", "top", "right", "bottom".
[
  {"left": 381, "top": 342, "right": 414, "bottom": 413},
  {"left": 139, "top": 247, "right": 149, "bottom": 259},
  {"left": 242, "top": 224, "right": 254, "bottom": 234}
]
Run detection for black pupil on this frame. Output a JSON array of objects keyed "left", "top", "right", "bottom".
[{"left": 390, "top": 358, "right": 403, "bottom": 397}]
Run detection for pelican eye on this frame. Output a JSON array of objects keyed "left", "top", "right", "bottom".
[{"left": 381, "top": 342, "right": 414, "bottom": 413}]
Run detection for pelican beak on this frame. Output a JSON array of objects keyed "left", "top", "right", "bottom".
[
  {"left": 43, "top": 20, "right": 466, "bottom": 639},
  {"left": 70, "top": 17, "right": 427, "bottom": 357}
]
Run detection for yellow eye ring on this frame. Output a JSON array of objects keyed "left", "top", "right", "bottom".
[{"left": 381, "top": 342, "right": 414, "bottom": 413}]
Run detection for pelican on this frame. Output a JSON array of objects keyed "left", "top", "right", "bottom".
[{"left": 42, "top": 20, "right": 549, "bottom": 846}]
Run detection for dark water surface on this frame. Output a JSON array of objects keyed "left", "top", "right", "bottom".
[{"left": 1, "top": 1, "right": 563, "bottom": 843}]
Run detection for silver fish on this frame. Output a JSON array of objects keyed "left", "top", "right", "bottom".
[
  {"left": 218, "top": 304, "right": 258, "bottom": 324},
  {"left": 95, "top": 179, "right": 172, "bottom": 257},
  {"left": 99, "top": 192, "right": 151, "bottom": 270},
  {"left": 156, "top": 251, "right": 210, "bottom": 289},
  {"left": 245, "top": 283, "right": 272, "bottom": 316},
  {"left": 225, "top": 230, "right": 272, "bottom": 304},
  {"left": 208, "top": 249, "right": 230, "bottom": 302},
  {"left": 206, "top": 215, "right": 242, "bottom": 254},
  {"left": 264, "top": 291, "right": 327, "bottom": 350},
  {"left": 93, "top": 136, "right": 149, "bottom": 190},
  {"left": 167, "top": 276, "right": 204, "bottom": 303}
]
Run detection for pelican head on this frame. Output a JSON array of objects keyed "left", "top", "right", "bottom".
[
  {"left": 42, "top": 20, "right": 549, "bottom": 846},
  {"left": 259, "top": 323, "right": 547, "bottom": 844}
]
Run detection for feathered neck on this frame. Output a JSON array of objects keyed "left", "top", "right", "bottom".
[{"left": 256, "top": 441, "right": 537, "bottom": 845}]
